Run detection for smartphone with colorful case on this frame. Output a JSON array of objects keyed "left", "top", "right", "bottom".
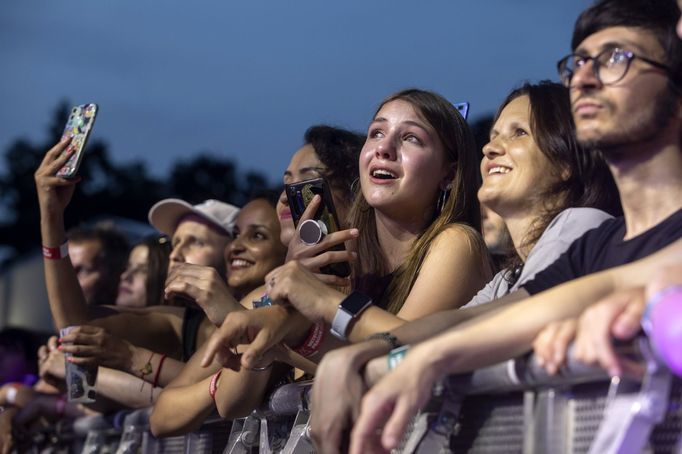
[{"left": 57, "top": 103, "right": 98, "bottom": 178}]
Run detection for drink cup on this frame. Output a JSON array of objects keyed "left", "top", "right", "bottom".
[{"left": 60, "top": 326, "right": 98, "bottom": 403}]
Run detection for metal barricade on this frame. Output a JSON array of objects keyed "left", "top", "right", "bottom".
[
  {"left": 397, "top": 337, "right": 682, "bottom": 453},
  {"left": 252, "top": 381, "right": 309, "bottom": 454}
]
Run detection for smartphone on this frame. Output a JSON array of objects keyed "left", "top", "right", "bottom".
[
  {"left": 57, "top": 103, "right": 98, "bottom": 178},
  {"left": 453, "top": 102, "right": 470, "bottom": 120},
  {"left": 285, "top": 177, "right": 351, "bottom": 277}
]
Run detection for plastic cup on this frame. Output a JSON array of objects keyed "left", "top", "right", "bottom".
[{"left": 60, "top": 326, "right": 98, "bottom": 403}]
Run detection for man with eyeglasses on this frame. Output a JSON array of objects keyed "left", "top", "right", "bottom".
[
  {"left": 331, "top": 1, "right": 682, "bottom": 452},
  {"left": 515, "top": 0, "right": 682, "bottom": 296}
]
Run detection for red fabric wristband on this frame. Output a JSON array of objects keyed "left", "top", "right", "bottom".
[
  {"left": 152, "top": 354, "right": 167, "bottom": 389},
  {"left": 294, "top": 321, "right": 325, "bottom": 358},
  {"left": 43, "top": 241, "right": 69, "bottom": 260},
  {"left": 209, "top": 370, "right": 222, "bottom": 400}
]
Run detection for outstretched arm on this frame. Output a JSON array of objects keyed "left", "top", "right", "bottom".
[
  {"left": 150, "top": 340, "right": 284, "bottom": 436},
  {"left": 59, "top": 325, "right": 183, "bottom": 387},
  {"left": 35, "top": 141, "right": 186, "bottom": 358},
  {"left": 206, "top": 224, "right": 494, "bottom": 368},
  {"left": 35, "top": 139, "right": 90, "bottom": 328},
  {"left": 350, "top": 238, "right": 682, "bottom": 453},
  {"left": 267, "top": 224, "right": 492, "bottom": 342}
]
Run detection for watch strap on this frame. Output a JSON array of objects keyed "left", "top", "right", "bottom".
[
  {"left": 330, "top": 291, "right": 372, "bottom": 341},
  {"left": 331, "top": 307, "right": 354, "bottom": 340}
]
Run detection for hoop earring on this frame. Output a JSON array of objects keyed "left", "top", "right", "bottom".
[
  {"left": 350, "top": 178, "right": 360, "bottom": 195},
  {"left": 436, "top": 184, "right": 452, "bottom": 215}
]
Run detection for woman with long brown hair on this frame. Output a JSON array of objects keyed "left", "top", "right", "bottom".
[{"left": 201, "top": 88, "right": 492, "bottom": 368}]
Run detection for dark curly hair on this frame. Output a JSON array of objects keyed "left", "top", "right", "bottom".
[{"left": 303, "top": 125, "right": 365, "bottom": 206}]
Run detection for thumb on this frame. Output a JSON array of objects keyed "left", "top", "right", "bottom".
[{"left": 242, "top": 329, "right": 273, "bottom": 369}]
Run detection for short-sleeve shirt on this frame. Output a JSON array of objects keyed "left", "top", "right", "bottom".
[
  {"left": 522, "top": 207, "right": 682, "bottom": 295},
  {"left": 464, "top": 207, "right": 612, "bottom": 307}
]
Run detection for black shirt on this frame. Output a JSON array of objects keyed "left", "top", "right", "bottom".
[{"left": 522, "top": 207, "right": 682, "bottom": 295}]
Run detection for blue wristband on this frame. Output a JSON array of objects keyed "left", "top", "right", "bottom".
[{"left": 387, "top": 345, "right": 410, "bottom": 371}]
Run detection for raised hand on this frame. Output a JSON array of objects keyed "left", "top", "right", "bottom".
[
  {"left": 58, "top": 325, "right": 134, "bottom": 372},
  {"left": 165, "top": 263, "right": 241, "bottom": 326},
  {"left": 310, "top": 340, "right": 389, "bottom": 453},
  {"left": 265, "top": 261, "right": 344, "bottom": 323},
  {"left": 532, "top": 318, "right": 578, "bottom": 375},
  {"left": 201, "top": 305, "right": 300, "bottom": 369},
  {"left": 285, "top": 195, "right": 358, "bottom": 287},
  {"left": 350, "top": 343, "right": 440, "bottom": 454},
  {"left": 34, "top": 137, "right": 79, "bottom": 218}
]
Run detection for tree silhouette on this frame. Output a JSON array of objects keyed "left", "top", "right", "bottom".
[{"left": 0, "top": 101, "right": 273, "bottom": 268}]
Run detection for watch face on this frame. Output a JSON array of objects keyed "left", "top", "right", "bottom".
[{"left": 341, "top": 292, "right": 372, "bottom": 314}]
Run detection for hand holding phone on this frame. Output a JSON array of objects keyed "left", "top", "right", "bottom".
[
  {"left": 57, "top": 103, "right": 98, "bottom": 178},
  {"left": 285, "top": 177, "right": 351, "bottom": 277}
]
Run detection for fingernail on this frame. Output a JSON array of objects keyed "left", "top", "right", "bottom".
[
  {"left": 58, "top": 345, "right": 63, "bottom": 351},
  {"left": 351, "top": 229, "right": 359, "bottom": 236}
]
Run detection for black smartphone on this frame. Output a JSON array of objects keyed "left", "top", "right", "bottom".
[
  {"left": 57, "top": 103, "right": 98, "bottom": 178},
  {"left": 285, "top": 177, "right": 351, "bottom": 277}
]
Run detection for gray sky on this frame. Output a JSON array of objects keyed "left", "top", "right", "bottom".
[{"left": 1, "top": 1, "right": 591, "bottom": 184}]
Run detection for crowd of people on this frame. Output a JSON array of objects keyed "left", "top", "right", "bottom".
[{"left": 1, "top": 0, "right": 682, "bottom": 452}]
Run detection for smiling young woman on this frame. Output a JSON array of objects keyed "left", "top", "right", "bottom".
[{"left": 226, "top": 197, "right": 287, "bottom": 300}]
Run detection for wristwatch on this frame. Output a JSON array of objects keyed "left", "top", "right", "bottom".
[{"left": 330, "top": 291, "right": 373, "bottom": 341}]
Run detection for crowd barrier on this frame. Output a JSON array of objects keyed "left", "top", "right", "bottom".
[{"left": 11, "top": 336, "right": 682, "bottom": 453}]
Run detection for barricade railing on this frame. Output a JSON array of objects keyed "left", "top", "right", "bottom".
[
  {"left": 401, "top": 337, "right": 682, "bottom": 454},
  {"left": 12, "top": 336, "right": 682, "bottom": 453}
]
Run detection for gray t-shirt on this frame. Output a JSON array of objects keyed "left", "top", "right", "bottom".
[{"left": 464, "top": 207, "right": 612, "bottom": 308}]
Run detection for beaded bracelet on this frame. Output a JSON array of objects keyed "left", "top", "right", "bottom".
[{"left": 367, "top": 332, "right": 401, "bottom": 350}]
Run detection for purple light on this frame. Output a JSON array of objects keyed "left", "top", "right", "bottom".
[{"left": 648, "top": 286, "right": 682, "bottom": 377}]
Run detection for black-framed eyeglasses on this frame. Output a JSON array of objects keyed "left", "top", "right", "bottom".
[{"left": 557, "top": 47, "right": 672, "bottom": 87}]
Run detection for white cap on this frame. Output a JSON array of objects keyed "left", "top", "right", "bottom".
[{"left": 148, "top": 198, "right": 240, "bottom": 237}]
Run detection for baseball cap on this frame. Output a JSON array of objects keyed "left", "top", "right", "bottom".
[{"left": 148, "top": 198, "right": 240, "bottom": 238}]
